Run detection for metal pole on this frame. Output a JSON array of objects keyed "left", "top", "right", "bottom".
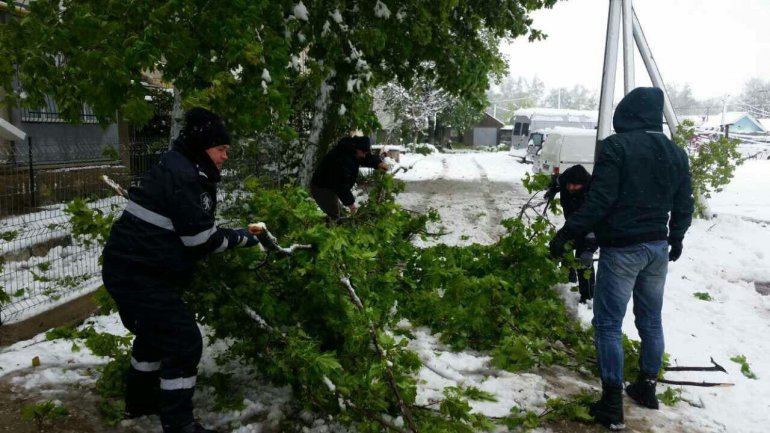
[
  {"left": 27, "top": 136, "right": 35, "bottom": 208},
  {"left": 596, "top": 0, "right": 622, "bottom": 158},
  {"left": 622, "top": 0, "right": 635, "bottom": 94},
  {"left": 632, "top": 7, "right": 678, "bottom": 132}
]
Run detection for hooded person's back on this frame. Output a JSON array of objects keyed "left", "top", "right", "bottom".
[{"left": 561, "top": 87, "right": 694, "bottom": 247}]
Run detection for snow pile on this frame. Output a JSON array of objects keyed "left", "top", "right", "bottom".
[
  {"left": 292, "top": 1, "right": 309, "bottom": 21},
  {"left": 374, "top": 1, "right": 391, "bottom": 19}
]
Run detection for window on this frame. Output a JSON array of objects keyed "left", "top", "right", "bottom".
[
  {"left": 522, "top": 123, "right": 530, "bottom": 136},
  {"left": 513, "top": 122, "right": 522, "bottom": 135},
  {"left": 21, "top": 95, "right": 98, "bottom": 124}
]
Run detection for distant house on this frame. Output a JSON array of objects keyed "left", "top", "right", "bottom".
[
  {"left": 757, "top": 118, "right": 770, "bottom": 132},
  {"left": 1, "top": 2, "right": 120, "bottom": 165},
  {"left": 700, "top": 112, "right": 767, "bottom": 136},
  {"left": 459, "top": 113, "right": 505, "bottom": 147}
]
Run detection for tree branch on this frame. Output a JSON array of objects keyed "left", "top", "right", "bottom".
[{"left": 339, "top": 277, "right": 420, "bottom": 433}]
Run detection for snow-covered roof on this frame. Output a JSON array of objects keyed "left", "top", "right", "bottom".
[
  {"left": 500, "top": 125, "right": 514, "bottom": 130},
  {"left": 701, "top": 112, "right": 766, "bottom": 132},
  {"left": 484, "top": 112, "right": 505, "bottom": 126},
  {"left": 758, "top": 118, "right": 770, "bottom": 131},
  {"left": 0, "top": 117, "right": 26, "bottom": 141},
  {"left": 512, "top": 108, "right": 599, "bottom": 123},
  {"left": 544, "top": 126, "right": 599, "bottom": 137}
]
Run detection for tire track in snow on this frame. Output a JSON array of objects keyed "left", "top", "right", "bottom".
[{"left": 470, "top": 156, "right": 505, "bottom": 239}]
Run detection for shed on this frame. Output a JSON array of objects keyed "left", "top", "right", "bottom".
[{"left": 461, "top": 113, "right": 505, "bottom": 147}]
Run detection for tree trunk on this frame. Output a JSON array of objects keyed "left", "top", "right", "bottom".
[
  {"left": 298, "top": 73, "right": 338, "bottom": 187},
  {"left": 168, "top": 86, "right": 184, "bottom": 148},
  {"left": 428, "top": 116, "right": 436, "bottom": 145}
]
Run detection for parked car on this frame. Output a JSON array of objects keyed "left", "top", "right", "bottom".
[{"left": 533, "top": 127, "right": 597, "bottom": 175}]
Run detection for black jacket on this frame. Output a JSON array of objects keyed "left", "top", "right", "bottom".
[
  {"left": 546, "top": 164, "right": 592, "bottom": 219},
  {"left": 563, "top": 87, "right": 694, "bottom": 247},
  {"left": 310, "top": 140, "right": 383, "bottom": 206},
  {"left": 103, "top": 141, "right": 246, "bottom": 274},
  {"left": 547, "top": 165, "right": 596, "bottom": 253}
]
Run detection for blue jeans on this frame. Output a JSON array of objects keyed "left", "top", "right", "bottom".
[{"left": 593, "top": 240, "right": 669, "bottom": 385}]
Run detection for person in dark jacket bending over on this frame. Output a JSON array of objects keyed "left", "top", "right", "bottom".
[
  {"left": 549, "top": 88, "right": 694, "bottom": 430},
  {"left": 102, "top": 108, "right": 261, "bottom": 433},
  {"left": 544, "top": 164, "right": 597, "bottom": 303},
  {"left": 310, "top": 135, "right": 388, "bottom": 219}
]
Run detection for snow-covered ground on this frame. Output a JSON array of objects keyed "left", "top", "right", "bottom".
[
  {"left": 1, "top": 150, "right": 768, "bottom": 432},
  {"left": 394, "top": 151, "right": 770, "bottom": 433}
]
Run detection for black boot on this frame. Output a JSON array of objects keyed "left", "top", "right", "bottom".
[
  {"left": 589, "top": 382, "right": 625, "bottom": 430},
  {"left": 124, "top": 403, "right": 159, "bottom": 419},
  {"left": 123, "top": 368, "right": 160, "bottom": 419},
  {"left": 626, "top": 374, "right": 659, "bottom": 409},
  {"left": 164, "top": 422, "right": 218, "bottom": 433}
]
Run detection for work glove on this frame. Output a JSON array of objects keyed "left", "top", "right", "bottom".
[
  {"left": 668, "top": 238, "right": 683, "bottom": 262},
  {"left": 236, "top": 229, "right": 261, "bottom": 248},
  {"left": 544, "top": 180, "right": 559, "bottom": 201},
  {"left": 583, "top": 232, "right": 598, "bottom": 252},
  {"left": 549, "top": 227, "right": 572, "bottom": 259},
  {"left": 579, "top": 250, "right": 594, "bottom": 267}
]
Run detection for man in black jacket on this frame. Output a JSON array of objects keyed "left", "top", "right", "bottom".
[
  {"left": 102, "top": 108, "right": 261, "bottom": 433},
  {"left": 310, "top": 136, "right": 388, "bottom": 220},
  {"left": 549, "top": 87, "right": 694, "bottom": 430},
  {"left": 544, "top": 164, "right": 597, "bottom": 303}
]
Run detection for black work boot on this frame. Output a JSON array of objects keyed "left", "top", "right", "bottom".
[
  {"left": 589, "top": 382, "right": 625, "bottom": 430},
  {"left": 626, "top": 374, "right": 659, "bottom": 409},
  {"left": 164, "top": 422, "right": 218, "bottom": 433},
  {"left": 123, "top": 403, "right": 159, "bottom": 419}
]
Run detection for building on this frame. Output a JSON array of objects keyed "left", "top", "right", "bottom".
[
  {"left": 459, "top": 113, "right": 505, "bottom": 147},
  {"left": 1, "top": 2, "right": 120, "bottom": 166},
  {"left": 700, "top": 112, "right": 767, "bottom": 136}
]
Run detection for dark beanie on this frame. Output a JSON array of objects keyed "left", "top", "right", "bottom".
[
  {"left": 180, "top": 107, "right": 230, "bottom": 152},
  {"left": 560, "top": 164, "right": 591, "bottom": 185},
  {"left": 351, "top": 135, "right": 371, "bottom": 152}
]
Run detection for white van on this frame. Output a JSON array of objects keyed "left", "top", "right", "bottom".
[{"left": 533, "top": 127, "right": 597, "bottom": 176}]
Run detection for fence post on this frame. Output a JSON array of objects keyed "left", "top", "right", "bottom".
[{"left": 27, "top": 136, "right": 36, "bottom": 208}]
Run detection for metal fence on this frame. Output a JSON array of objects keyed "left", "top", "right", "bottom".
[
  {"left": 0, "top": 135, "right": 292, "bottom": 324},
  {"left": 0, "top": 138, "right": 129, "bottom": 324}
]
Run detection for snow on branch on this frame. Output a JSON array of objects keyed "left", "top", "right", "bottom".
[{"left": 248, "top": 223, "right": 314, "bottom": 255}]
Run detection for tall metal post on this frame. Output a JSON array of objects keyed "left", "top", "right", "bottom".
[
  {"left": 622, "top": 0, "right": 635, "bottom": 94},
  {"left": 596, "top": 0, "right": 622, "bottom": 160},
  {"left": 27, "top": 136, "right": 36, "bottom": 208},
  {"left": 632, "top": 8, "right": 678, "bottom": 132}
]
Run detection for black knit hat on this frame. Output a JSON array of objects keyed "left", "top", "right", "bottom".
[
  {"left": 351, "top": 135, "right": 372, "bottom": 152},
  {"left": 180, "top": 107, "right": 230, "bottom": 151},
  {"left": 560, "top": 164, "right": 591, "bottom": 185}
]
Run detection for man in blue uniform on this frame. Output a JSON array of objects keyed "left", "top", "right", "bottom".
[
  {"left": 549, "top": 88, "right": 694, "bottom": 430},
  {"left": 102, "top": 108, "right": 260, "bottom": 433}
]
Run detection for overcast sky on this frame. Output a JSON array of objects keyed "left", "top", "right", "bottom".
[{"left": 500, "top": 0, "right": 770, "bottom": 101}]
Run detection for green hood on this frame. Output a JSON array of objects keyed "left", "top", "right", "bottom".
[{"left": 613, "top": 87, "right": 665, "bottom": 133}]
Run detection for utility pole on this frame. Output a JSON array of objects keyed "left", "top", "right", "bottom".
[
  {"left": 597, "top": 0, "right": 710, "bottom": 216},
  {"left": 622, "top": 0, "right": 635, "bottom": 94},
  {"left": 597, "top": 0, "right": 678, "bottom": 145}
]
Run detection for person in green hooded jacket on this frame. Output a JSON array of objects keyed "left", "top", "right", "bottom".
[{"left": 549, "top": 87, "right": 694, "bottom": 430}]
